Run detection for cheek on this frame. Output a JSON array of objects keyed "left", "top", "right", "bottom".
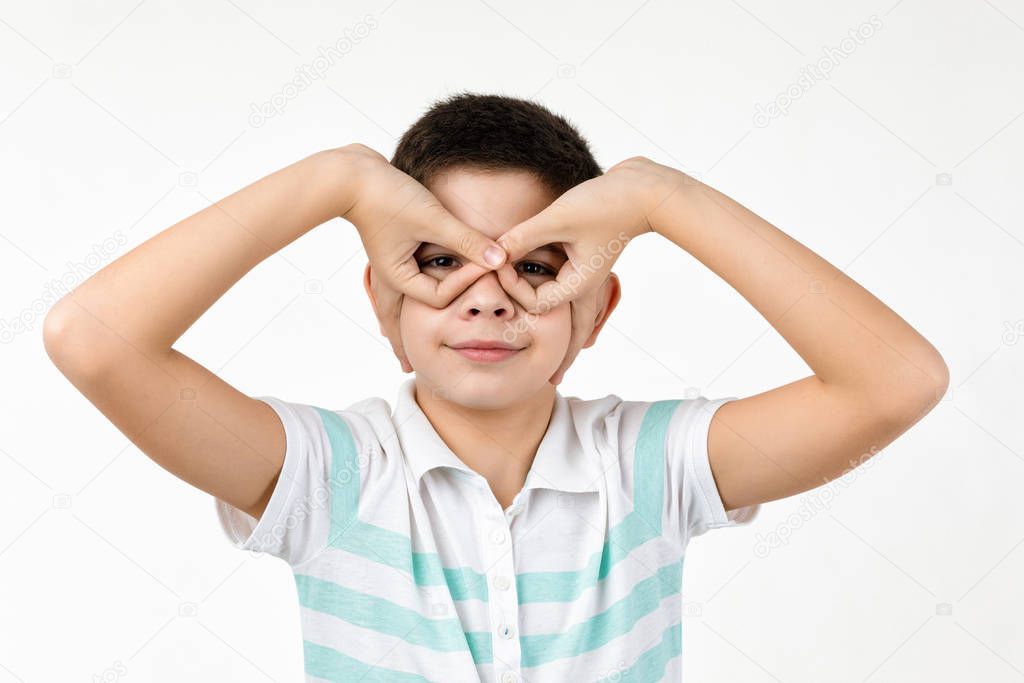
[
  {"left": 398, "top": 299, "right": 436, "bottom": 350},
  {"left": 530, "top": 304, "right": 572, "bottom": 349}
]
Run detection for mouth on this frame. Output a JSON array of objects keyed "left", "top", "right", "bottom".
[{"left": 445, "top": 340, "right": 526, "bottom": 363}]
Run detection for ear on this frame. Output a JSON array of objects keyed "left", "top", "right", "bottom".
[
  {"left": 581, "top": 272, "right": 621, "bottom": 350},
  {"left": 362, "top": 262, "right": 385, "bottom": 335},
  {"left": 363, "top": 261, "right": 414, "bottom": 373}
]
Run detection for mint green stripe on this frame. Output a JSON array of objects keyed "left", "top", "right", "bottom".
[
  {"left": 595, "top": 622, "right": 682, "bottom": 682},
  {"left": 312, "top": 408, "right": 488, "bottom": 602},
  {"left": 632, "top": 400, "right": 677, "bottom": 528},
  {"left": 295, "top": 574, "right": 466, "bottom": 650},
  {"left": 520, "top": 559, "right": 683, "bottom": 667},
  {"left": 295, "top": 574, "right": 492, "bottom": 663},
  {"left": 303, "top": 640, "right": 437, "bottom": 682},
  {"left": 465, "top": 631, "right": 492, "bottom": 666},
  {"left": 313, "top": 399, "right": 682, "bottom": 609},
  {"left": 517, "top": 511, "right": 660, "bottom": 603},
  {"left": 517, "top": 400, "right": 681, "bottom": 603},
  {"left": 441, "top": 564, "right": 489, "bottom": 601}
]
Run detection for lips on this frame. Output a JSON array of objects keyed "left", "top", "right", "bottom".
[
  {"left": 448, "top": 339, "right": 522, "bottom": 351},
  {"left": 445, "top": 339, "right": 525, "bottom": 363}
]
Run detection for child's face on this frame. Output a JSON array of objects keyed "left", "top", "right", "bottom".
[{"left": 389, "top": 167, "right": 574, "bottom": 408}]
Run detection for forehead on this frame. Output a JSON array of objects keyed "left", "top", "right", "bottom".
[{"left": 425, "top": 167, "right": 557, "bottom": 243}]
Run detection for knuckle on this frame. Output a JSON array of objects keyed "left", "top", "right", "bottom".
[{"left": 456, "top": 230, "right": 476, "bottom": 257}]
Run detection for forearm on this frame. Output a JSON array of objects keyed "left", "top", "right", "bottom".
[
  {"left": 47, "top": 148, "right": 352, "bottom": 358},
  {"left": 651, "top": 175, "right": 948, "bottom": 409}
]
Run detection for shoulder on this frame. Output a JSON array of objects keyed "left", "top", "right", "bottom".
[
  {"left": 563, "top": 391, "right": 685, "bottom": 452},
  {"left": 255, "top": 393, "right": 392, "bottom": 468},
  {"left": 336, "top": 395, "right": 393, "bottom": 438},
  {"left": 561, "top": 393, "right": 655, "bottom": 487},
  {"left": 566, "top": 392, "right": 727, "bottom": 492}
]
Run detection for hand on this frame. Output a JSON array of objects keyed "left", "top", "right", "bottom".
[
  {"left": 494, "top": 155, "right": 682, "bottom": 384},
  {"left": 337, "top": 144, "right": 507, "bottom": 372},
  {"left": 549, "top": 277, "right": 616, "bottom": 386}
]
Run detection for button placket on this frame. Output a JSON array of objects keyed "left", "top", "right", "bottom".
[{"left": 478, "top": 488, "right": 522, "bottom": 675}]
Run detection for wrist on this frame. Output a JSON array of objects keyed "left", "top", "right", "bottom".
[
  {"left": 647, "top": 167, "right": 704, "bottom": 237},
  {"left": 314, "top": 145, "right": 366, "bottom": 218}
]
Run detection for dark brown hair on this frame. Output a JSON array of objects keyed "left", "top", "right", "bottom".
[{"left": 390, "top": 91, "right": 603, "bottom": 197}]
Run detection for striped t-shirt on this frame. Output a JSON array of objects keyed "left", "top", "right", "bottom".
[{"left": 215, "top": 377, "right": 760, "bottom": 682}]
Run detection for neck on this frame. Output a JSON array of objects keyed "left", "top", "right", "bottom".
[{"left": 413, "top": 378, "right": 556, "bottom": 508}]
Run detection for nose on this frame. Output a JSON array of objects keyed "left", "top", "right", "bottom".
[{"left": 456, "top": 269, "right": 516, "bottom": 321}]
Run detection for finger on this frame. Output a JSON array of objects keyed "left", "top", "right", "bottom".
[
  {"left": 496, "top": 206, "right": 568, "bottom": 262},
  {"left": 393, "top": 258, "right": 496, "bottom": 310},
  {"left": 527, "top": 260, "right": 591, "bottom": 314},
  {"left": 396, "top": 270, "right": 457, "bottom": 309},
  {"left": 498, "top": 256, "right": 588, "bottom": 317},
  {"left": 431, "top": 213, "right": 507, "bottom": 269},
  {"left": 434, "top": 261, "right": 493, "bottom": 305},
  {"left": 495, "top": 262, "right": 540, "bottom": 313}
]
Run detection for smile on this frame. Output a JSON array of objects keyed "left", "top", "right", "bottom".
[{"left": 445, "top": 345, "right": 522, "bottom": 363}]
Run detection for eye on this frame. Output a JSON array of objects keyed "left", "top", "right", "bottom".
[
  {"left": 517, "top": 261, "right": 557, "bottom": 277},
  {"left": 419, "top": 255, "right": 557, "bottom": 278},
  {"left": 419, "top": 255, "right": 459, "bottom": 269}
]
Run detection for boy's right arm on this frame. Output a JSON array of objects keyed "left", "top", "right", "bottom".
[{"left": 43, "top": 148, "right": 359, "bottom": 521}]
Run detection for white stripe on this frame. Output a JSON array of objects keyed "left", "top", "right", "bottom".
[
  {"left": 518, "top": 538, "right": 679, "bottom": 625},
  {"left": 300, "top": 607, "right": 485, "bottom": 683},
  {"left": 520, "top": 598, "right": 683, "bottom": 680},
  {"left": 298, "top": 546, "right": 493, "bottom": 631}
]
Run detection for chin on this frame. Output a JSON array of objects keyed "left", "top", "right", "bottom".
[{"left": 423, "top": 372, "right": 547, "bottom": 410}]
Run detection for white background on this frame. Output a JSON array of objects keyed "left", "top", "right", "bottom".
[{"left": 1, "top": 0, "right": 1022, "bottom": 681}]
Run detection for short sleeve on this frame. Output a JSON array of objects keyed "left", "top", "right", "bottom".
[
  {"left": 664, "top": 396, "right": 760, "bottom": 548},
  {"left": 214, "top": 395, "right": 364, "bottom": 567}
]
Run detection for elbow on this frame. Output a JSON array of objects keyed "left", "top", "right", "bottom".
[
  {"left": 913, "top": 346, "right": 950, "bottom": 407},
  {"left": 42, "top": 302, "right": 73, "bottom": 367},
  {"left": 43, "top": 301, "right": 107, "bottom": 381},
  {"left": 882, "top": 350, "right": 950, "bottom": 429}
]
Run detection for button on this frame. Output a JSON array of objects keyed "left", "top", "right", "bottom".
[
  {"left": 501, "top": 672, "right": 519, "bottom": 683},
  {"left": 490, "top": 528, "right": 507, "bottom": 545},
  {"left": 506, "top": 505, "right": 522, "bottom": 517},
  {"left": 493, "top": 575, "right": 511, "bottom": 591},
  {"left": 498, "top": 622, "right": 515, "bottom": 639}
]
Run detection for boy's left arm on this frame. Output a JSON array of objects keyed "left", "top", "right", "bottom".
[{"left": 652, "top": 172, "right": 948, "bottom": 512}]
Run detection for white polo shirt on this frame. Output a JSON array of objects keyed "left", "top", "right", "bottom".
[{"left": 216, "top": 377, "right": 759, "bottom": 682}]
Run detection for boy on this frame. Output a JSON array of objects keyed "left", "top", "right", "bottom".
[{"left": 44, "top": 92, "right": 948, "bottom": 682}]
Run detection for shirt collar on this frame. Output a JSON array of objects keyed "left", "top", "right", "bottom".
[{"left": 391, "top": 377, "right": 599, "bottom": 493}]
